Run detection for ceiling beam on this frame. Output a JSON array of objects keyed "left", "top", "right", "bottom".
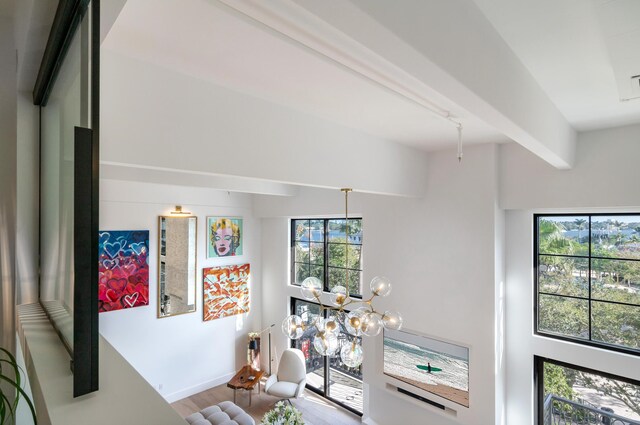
[{"left": 220, "top": 0, "right": 576, "bottom": 169}]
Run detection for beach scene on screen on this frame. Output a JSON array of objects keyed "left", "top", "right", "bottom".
[{"left": 383, "top": 329, "right": 469, "bottom": 407}]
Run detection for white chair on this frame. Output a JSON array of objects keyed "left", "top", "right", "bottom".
[{"left": 264, "top": 348, "right": 306, "bottom": 403}]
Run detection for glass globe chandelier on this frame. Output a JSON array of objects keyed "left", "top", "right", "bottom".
[{"left": 282, "top": 188, "right": 402, "bottom": 368}]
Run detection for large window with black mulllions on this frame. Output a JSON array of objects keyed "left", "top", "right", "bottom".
[
  {"left": 535, "top": 214, "right": 640, "bottom": 354},
  {"left": 291, "top": 218, "right": 363, "bottom": 297},
  {"left": 535, "top": 357, "right": 640, "bottom": 424},
  {"left": 290, "top": 298, "right": 363, "bottom": 415}
]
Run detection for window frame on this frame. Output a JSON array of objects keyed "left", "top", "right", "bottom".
[
  {"left": 534, "top": 355, "right": 640, "bottom": 425},
  {"left": 289, "top": 296, "right": 364, "bottom": 417},
  {"left": 534, "top": 213, "right": 640, "bottom": 357},
  {"left": 290, "top": 217, "right": 363, "bottom": 299}
]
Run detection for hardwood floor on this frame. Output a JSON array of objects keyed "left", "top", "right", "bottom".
[{"left": 171, "top": 378, "right": 362, "bottom": 425}]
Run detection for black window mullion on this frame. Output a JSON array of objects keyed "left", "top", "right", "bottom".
[
  {"left": 291, "top": 221, "right": 296, "bottom": 285},
  {"left": 324, "top": 219, "right": 329, "bottom": 292},
  {"left": 323, "top": 307, "right": 330, "bottom": 397},
  {"left": 538, "top": 292, "right": 589, "bottom": 302},
  {"left": 588, "top": 215, "right": 592, "bottom": 342}
]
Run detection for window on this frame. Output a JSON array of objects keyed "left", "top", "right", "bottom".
[
  {"left": 535, "top": 214, "right": 640, "bottom": 355},
  {"left": 290, "top": 298, "right": 363, "bottom": 415},
  {"left": 535, "top": 356, "right": 640, "bottom": 425},
  {"left": 292, "top": 218, "right": 363, "bottom": 297}
]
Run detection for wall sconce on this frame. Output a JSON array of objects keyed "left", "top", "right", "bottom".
[{"left": 170, "top": 205, "right": 191, "bottom": 215}]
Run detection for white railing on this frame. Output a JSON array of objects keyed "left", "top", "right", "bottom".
[{"left": 543, "top": 394, "right": 640, "bottom": 425}]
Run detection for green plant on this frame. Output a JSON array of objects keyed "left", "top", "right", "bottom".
[
  {"left": 261, "top": 401, "right": 304, "bottom": 425},
  {"left": 0, "top": 347, "right": 37, "bottom": 424}
]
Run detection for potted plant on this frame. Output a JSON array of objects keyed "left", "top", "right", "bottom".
[
  {"left": 1, "top": 347, "right": 37, "bottom": 424},
  {"left": 261, "top": 401, "right": 304, "bottom": 425}
]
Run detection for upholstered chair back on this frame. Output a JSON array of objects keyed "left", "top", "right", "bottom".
[{"left": 277, "top": 348, "right": 306, "bottom": 383}]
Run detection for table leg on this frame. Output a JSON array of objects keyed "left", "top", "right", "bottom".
[
  {"left": 233, "top": 389, "right": 236, "bottom": 404},
  {"left": 249, "top": 388, "right": 252, "bottom": 406}
]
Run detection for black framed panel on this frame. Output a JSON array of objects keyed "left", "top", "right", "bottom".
[
  {"left": 33, "top": 0, "right": 91, "bottom": 106},
  {"left": 534, "top": 213, "right": 640, "bottom": 356},
  {"left": 36, "top": 0, "right": 100, "bottom": 397},
  {"left": 73, "top": 126, "right": 99, "bottom": 396}
]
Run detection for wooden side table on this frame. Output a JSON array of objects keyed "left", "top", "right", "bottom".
[{"left": 227, "top": 365, "right": 264, "bottom": 406}]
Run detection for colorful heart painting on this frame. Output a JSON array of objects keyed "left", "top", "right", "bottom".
[
  {"left": 203, "top": 263, "right": 250, "bottom": 321},
  {"left": 98, "top": 230, "right": 150, "bottom": 313}
]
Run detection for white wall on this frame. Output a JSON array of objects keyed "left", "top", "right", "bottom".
[
  {"left": 502, "top": 129, "right": 640, "bottom": 425},
  {"left": 500, "top": 123, "right": 640, "bottom": 210},
  {"left": 100, "top": 49, "right": 429, "bottom": 198},
  {"left": 256, "top": 143, "right": 502, "bottom": 425},
  {"left": 99, "top": 179, "right": 263, "bottom": 402}
]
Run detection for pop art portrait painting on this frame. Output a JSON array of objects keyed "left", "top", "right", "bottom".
[
  {"left": 98, "top": 230, "right": 150, "bottom": 312},
  {"left": 207, "top": 217, "right": 243, "bottom": 258}
]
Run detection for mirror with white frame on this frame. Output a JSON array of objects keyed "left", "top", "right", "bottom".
[{"left": 158, "top": 216, "right": 197, "bottom": 318}]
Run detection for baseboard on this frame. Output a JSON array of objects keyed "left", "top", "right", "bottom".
[{"left": 163, "top": 372, "right": 237, "bottom": 403}]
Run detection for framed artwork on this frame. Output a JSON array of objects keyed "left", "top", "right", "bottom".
[
  {"left": 203, "top": 263, "right": 250, "bottom": 321},
  {"left": 98, "top": 230, "right": 150, "bottom": 312},
  {"left": 207, "top": 217, "right": 243, "bottom": 257},
  {"left": 384, "top": 329, "right": 469, "bottom": 407}
]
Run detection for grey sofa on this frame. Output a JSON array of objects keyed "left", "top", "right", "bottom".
[{"left": 185, "top": 401, "right": 255, "bottom": 425}]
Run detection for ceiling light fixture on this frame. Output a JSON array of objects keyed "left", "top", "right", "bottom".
[{"left": 281, "top": 188, "right": 403, "bottom": 368}]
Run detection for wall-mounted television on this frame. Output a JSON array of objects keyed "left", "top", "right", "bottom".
[{"left": 383, "top": 329, "right": 469, "bottom": 407}]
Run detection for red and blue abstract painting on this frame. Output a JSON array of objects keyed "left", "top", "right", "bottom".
[{"left": 98, "top": 230, "right": 149, "bottom": 312}]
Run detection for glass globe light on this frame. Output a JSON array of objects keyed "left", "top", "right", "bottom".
[
  {"left": 340, "top": 341, "right": 363, "bottom": 368},
  {"left": 361, "top": 312, "right": 383, "bottom": 336},
  {"left": 344, "top": 310, "right": 364, "bottom": 336},
  {"left": 324, "top": 316, "right": 340, "bottom": 335},
  {"left": 282, "top": 314, "right": 304, "bottom": 339},
  {"left": 329, "top": 285, "right": 347, "bottom": 306},
  {"left": 313, "top": 331, "right": 339, "bottom": 356},
  {"left": 382, "top": 310, "right": 403, "bottom": 330},
  {"left": 370, "top": 276, "right": 392, "bottom": 297},
  {"left": 300, "top": 277, "right": 322, "bottom": 300}
]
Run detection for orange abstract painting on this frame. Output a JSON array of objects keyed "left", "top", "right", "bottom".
[{"left": 203, "top": 263, "right": 250, "bottom": 321}]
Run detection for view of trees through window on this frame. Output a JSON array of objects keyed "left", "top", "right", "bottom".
[
  {"left": 292, "top": 218, "right": 363, "bottom": 297},
  {"left": 291, "top": 298, "right": 363, "bottom": 414},
  {"left": 535, "top": 214, "right": 640, "bottom": 353},
  {"left": 537, "top": 357, "right": 640, "bottom": 424}
]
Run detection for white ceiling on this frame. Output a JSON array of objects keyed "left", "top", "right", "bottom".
[
  {"left": 102, "top": 0, "right": 507, "bottom": 151},
  {"left": 472, "top": 0, "right": 640, "bottom": 132},
  {"left": 100, "top": 0, "right": 640, "bottom": 153}
]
